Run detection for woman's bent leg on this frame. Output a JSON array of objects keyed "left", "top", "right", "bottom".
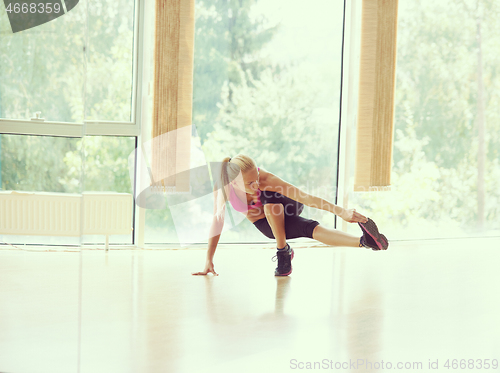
[
  {"left": 311, "top": 224, "right": 360, "bottom": 247},
  {"left": 264, "top": 203, "right": 287, "bottom": 249}
]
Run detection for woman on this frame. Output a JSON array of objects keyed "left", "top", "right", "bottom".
[{"left": 192, "top": 154, "right": 388, "bottom": 276}]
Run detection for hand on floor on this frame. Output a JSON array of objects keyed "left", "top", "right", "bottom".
[
  {"left": 191, "top": 261, "right": 219, "bottom": 276},
  {"left": 339, "top": 208, "right": 368, "bottom": 224}
]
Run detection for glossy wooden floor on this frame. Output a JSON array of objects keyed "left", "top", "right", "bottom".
[{"left": 1, "top": 238, "right": 499, "bottom": 373}]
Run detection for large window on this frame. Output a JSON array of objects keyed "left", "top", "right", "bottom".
[
  {"left": 145, "top": 0, "right": 346, "bottom": 244},
  {"left": 0, "top": 0, "right": 138, "bottom": 247},
  {"left": 346, "top": 0, "right": 500, "bottom": 240}
]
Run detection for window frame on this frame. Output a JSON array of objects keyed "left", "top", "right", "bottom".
[{"left": 0, "top": 0, "right": 147, "bottom": 247}]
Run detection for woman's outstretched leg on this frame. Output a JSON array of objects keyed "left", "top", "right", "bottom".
[{"left": 311, "top": 224, "right": 361, "bottom": 247}]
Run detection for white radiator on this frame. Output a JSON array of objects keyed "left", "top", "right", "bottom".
[{"left": 0, "top": 191, "right": 133, "bottom": 249}]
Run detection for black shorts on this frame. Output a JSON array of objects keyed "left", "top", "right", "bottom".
[{"left": 253, "top": 191, "right": 320, "bottom": 240}]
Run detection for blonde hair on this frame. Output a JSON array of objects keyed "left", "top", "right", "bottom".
[{"left": 215, "top": 154, "right": 257, "bottom": 219}]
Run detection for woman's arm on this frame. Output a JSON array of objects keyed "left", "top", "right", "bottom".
[
  {"left": 260, "top": 171, "right": 367, "bottom": 223},
  {"left": 192, "top": 188, "right": 224, "bottom": 275}
]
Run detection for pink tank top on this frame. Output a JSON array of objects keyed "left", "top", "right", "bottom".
[{"left": 228, "top": 167, "right": 262, "bottom": 213}]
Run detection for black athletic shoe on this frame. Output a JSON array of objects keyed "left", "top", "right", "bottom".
[
  {"left": 272, "top": 244, "right": 294, "bottom": 276},
  {"left": 360, "top": 234, "right": 382, "bottom": 250},
  {"left": 358, "top": 218, "right": 389, "bottom": 251}
]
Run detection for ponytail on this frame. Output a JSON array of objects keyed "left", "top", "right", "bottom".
[
  {"left": 214, "top": 154, "right": 256, "bottom": 220},
  {"left": 215, "top": 157, "right": 232, "bottom": 220}
]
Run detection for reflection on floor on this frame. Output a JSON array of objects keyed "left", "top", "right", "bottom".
[{"left": 1, "top": 238, "right": 499, "bottom": 373}]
